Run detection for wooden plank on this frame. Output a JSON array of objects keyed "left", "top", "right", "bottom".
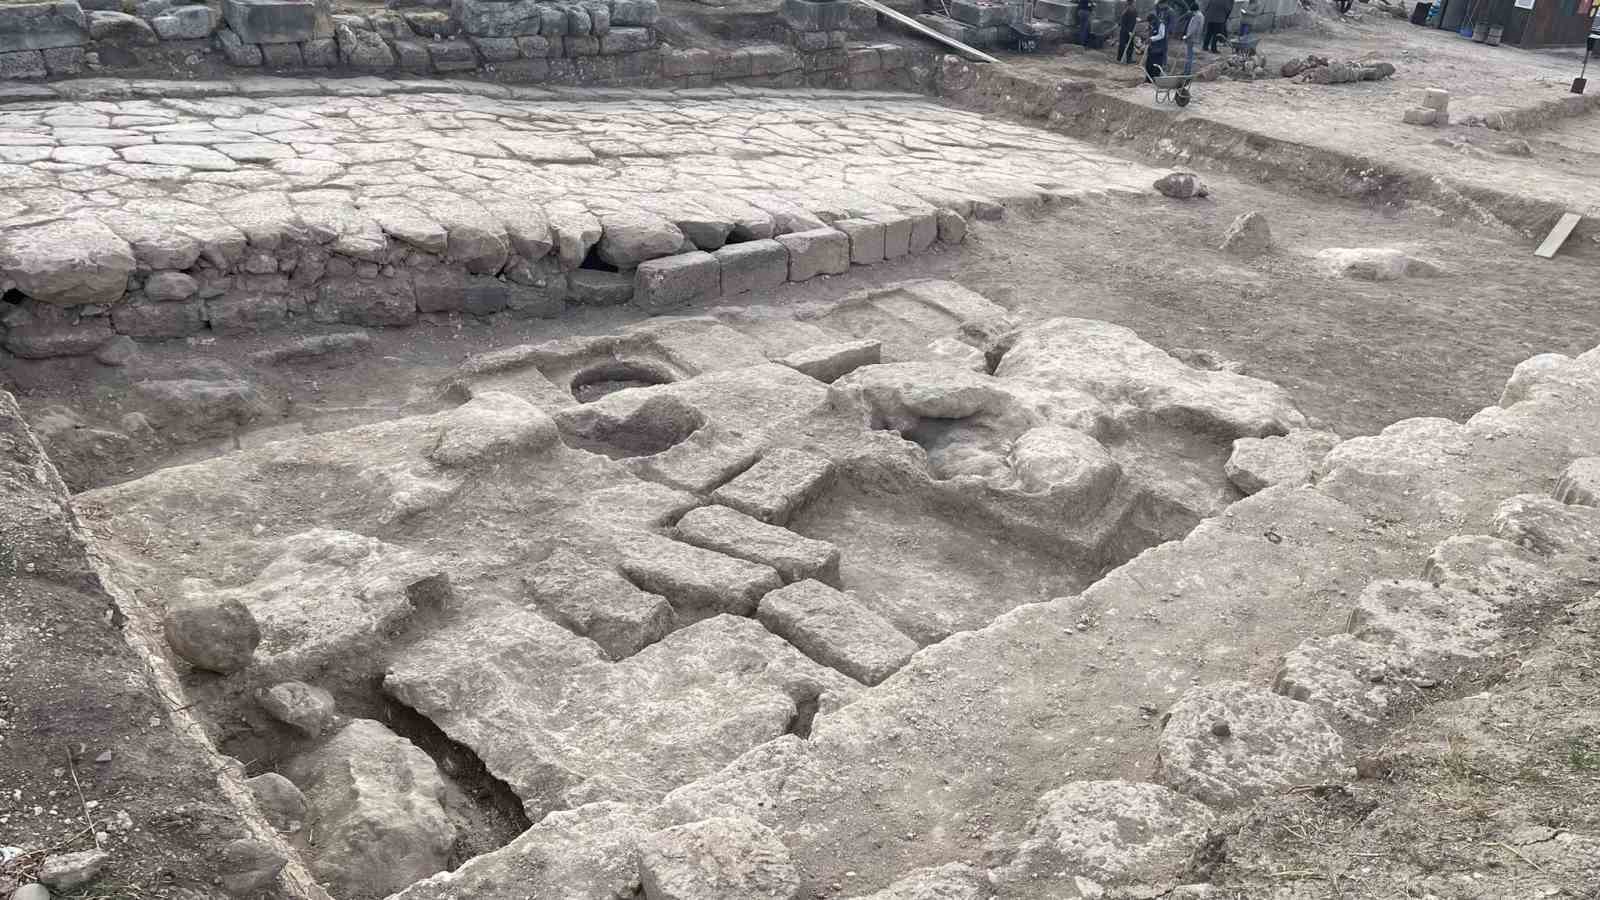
[
  {"left": 1535, "top": 212, "right": 1582, "bottom": 259},
  {"left": 855, "top": 0, "right": 1003, "bottom": 64}
]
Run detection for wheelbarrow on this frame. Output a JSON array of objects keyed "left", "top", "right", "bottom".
[{"left": 1145, "top": 65, "right": 1196, "bottom": 106}]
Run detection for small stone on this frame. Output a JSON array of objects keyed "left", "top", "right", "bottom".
[
  {"left": 93, "top": 335, "right": 138, "bottom": 367},
  {"left": 144, "top": 271, "right": 199, "bottom": 301},
  {"left": 163, "top": 597, "right": 261, "bottom": 674},
  {"left": 12, "top": 884, "right": 51, "bottom": 900},
  {"left": 218, "top": 839, "right": 286, "bottom": 896},
  {"left": 39, "top": 850, "right": 109, "bottom": 891},
  {"left": 1218, "top": 211, "right": 1271, "bottom": 255},
  {"left": 1210, "top": 720, "right": 1230, "bottom": 738},
  {"left": 247, "top": 772, "right": 308, "bottom": 832},
  {"left": 258, "top": 681, "right": 337, "bottom": 737},
  {"left": 1153, "top": 171, "right": 1207, "bottom": 199}
]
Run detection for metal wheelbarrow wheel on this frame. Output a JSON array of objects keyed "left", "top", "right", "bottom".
[{"left": 1175, "top": 84, "right": 1191, "bottom": 106}]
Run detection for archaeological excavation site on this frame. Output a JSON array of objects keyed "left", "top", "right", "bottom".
[{"left": 1, "top": 0, "right": 1598, "bottom": 894}]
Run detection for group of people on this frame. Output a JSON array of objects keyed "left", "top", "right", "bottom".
[{"left": 1112, "top": 0, "right": 1260, "bottom": 78}]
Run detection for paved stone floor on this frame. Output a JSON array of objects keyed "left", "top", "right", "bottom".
[{"left": 0, "top": 79, "right": 1154, "bottom": 308}]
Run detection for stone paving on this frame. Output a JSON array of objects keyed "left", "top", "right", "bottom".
[{"left": 0, "top": 78, "right": 1156, "bottom": 355}]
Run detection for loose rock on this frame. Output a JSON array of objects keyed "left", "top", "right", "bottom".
[
  {"left": 218, "top": 839, "right": 286, "bottom": 896},
  {"left": 1218, "top": 211, "right": 1271, "bottom": 255},
  {"left": 258, "top": 681, "right": 337, "bottom": 737},
  {"left": 163, "top": 597, "right": 261, "bottom": 674},
  {"left": 638, "top": 815, "right": 800, "bottom": 900},
  {"left": 38, "top": 850, "right": 109, "bottom": 891},
  {"left": 246, "top": 772, "right": 308, "bottom": 832},
  {"left": 1153, "top": 171, "right": 1207, "bottom": 200}
]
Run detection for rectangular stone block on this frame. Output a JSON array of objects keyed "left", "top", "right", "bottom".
[
  {"left": 428, "top": 38, "right": 476, "bottom": 70},
  {"left": 516, "top": 34, "right": 551, "bottom": 56},
  {"left": 633, "top": 251, "right": 718, "bottom": 312},
  {"left": 599, "top": 25, "right": 652, "bottom": 55},
  {"left": 110, "top": 299, "right": 205, "bottom": 338},
  {"left": 714, "top": 240, "right": 787, "bottom": 297},
  {"left": 564, "top": 34, "right": 599, "bottom": 56},
  {"left": 610, "top": 0, "right": 658, "bottom": 26},
  {"left": 781, "top": 0, "right": 849, "bottom": 31},
  {"left": 567, "top": 269, "right": 633, "bottom": 305},
  {"left": 451, "top": 0, "right": 542, "bottom": 36},
  {"left": 1401, "top": 107, "right": 1436, "bottom": 126},
  {"left": 908, "top": 211, "right": 937, "bottom": 253},
  {"left": 470, "top": 35, "right": 520, "bottom": 60},
  {"left": 1034, "top": 0, "right": 1071, "bottom": 23},
  {"left": 620, "top": 536, "right": 782, "bottom": 617},
  {"left": 1421, "top": 88, "right": 1449, "bottom": 111},
  {"left": 792, "top": 30, "right": 828, "bottom": 52},
  {"left": 948, "top": 0, "right": 1009, "bottom": 26},
  {"left": 310, "top": 277, "right": 417, "bottom": 326},
  {"left": 834, "top": 218, "right": 884, "bottom": 265},
  {"left": 413, "top": 269, "right": 511, "bottom": 316},
  {"left": 775, "top": 338, "right": 881, "bottom": 384},
  {"left": 757, "top": 579, "right": 917, "bottom": 685},
  {"left": 41, "top": 44, "right": 83, "bottom": 75},
  {"left": 710, "top": 447, "right": 834, "bottom": 526},
  {"left": 222, "top": 0, "right": 316, "bottom": 44},
  {"left": 846, "top": 47, "right": 879, "bottom": 72},
  {"left": 676, "top": 505, "right": 840, "bottom": 585},
  {"left": 0, "top": 49, "right": 48, "bottom": 79},
  {"left": 776, "top": 227, "right": 848, "bottom": 282},
  {"left": 0, "top": 2, "right": 88, "bottom": 53},
  {"left": 747, "top": 43, "right": 800, "bottom": 75},
  {"left": 876, "top": 214, "right": 913, "bottom": 259},
  {"left": 260, "top": 40, "right": 303, "bottom": 68},
  {"left": 205, "top": 294, "right": 287, "bottom": 334},
  {"left": 525, "top": 549, "right": 673, "bottom": 659},
  {"left": 660, "top": 46, "right": 713, "bottom": 77},
  {"left": 301, "top": 35, "right": 336, "bottom": 65}
]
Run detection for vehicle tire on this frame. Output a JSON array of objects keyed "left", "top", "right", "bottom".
[{"left": 1176, "top": 86, "right": 1191, "bottom": 106}]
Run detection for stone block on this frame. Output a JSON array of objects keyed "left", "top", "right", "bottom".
[
  {"left": 583, "top": 0, "right": 608, "bottom": 35},
  {"left": 710, "top": 448, "right": 834, "bottom": 526},
  {"left": 311, "top": 277, "right": 416, "bottom": 326},
  {"left": 1401, "top": 107, "right": 1436, "bottom": 126},
  {"left": 336, "top": 22, "right": 394, "bottom": 67},
  {"left": 1034, "top": 0, "right": 1071, "bottom": 23},
  {"left": 833, "top": 218, "right": 884, "bottom": 265},
  {"left": 567, "top": 269, "right": 634, "bottom": 306},
  {"left": 516, "top": 33, "right": 551, "bottom": 56},
  {"left": 470, "top": 35, "right": 520, "bottom": 60},
  {"left": 1554, "top": 457, "right": 1600, "bottom": 507},
  {"left": 757, "top": 579, "right": 915, "bottom": 685},
  {"left": 206, "top": 294, "right": 287, "bottom": 334},
  {"left": 599, "top": 25, "right": 652, "bottom": 54},
  {"left": 781, "top": 0, "right": 849, "bottom": 31},
  {"left": 660, "top": 46, "right": 713, "bottom": 77},
  {"left": 775, "top": 338, "right": 880, "bottom": 384},
  {"left": 610, "top": 0, "right": 657, "bottom": 26},
  {"left": 846, "top": 47, "right": 879, "bottom": 72},
  {"left": 793, "top": 30, "right": 829, "bottom": 52},
  {"left": 948, "top": 0, "right": 1009, "bottom": 26},
  {"left": 524, "top": 549, "right": 673, "bottom": 659},
  {"left": 1421, "top": 87, "right": 1449, "bottom": 111},
  {"left": 391, "top": 38, "right": 430, "bottom": 70},
  {"left": 936, "top": 208, "right": 966, "bottom": 243},
  {"left": 747, "top": 42, "right": 800, "bottom": 75},
  {"left": 565, "top": 5, "right": 590, "bottom": 34},
  {"left": 217, "top": 25, "right": 263, "bottom": 64},
  {"left": 150, "top": 4, "right": 214, "bottom": 39},
  {"left": 564, "top": 34, "right": 599, "bottom": 56},
  {"left": 876, "top": 214, "right": 914, "bottom": 259},
  {"left": 451, "top": 0, "right": 542, "bottom": 37},
  {"left": 413, "top": 269, "right": 513, "bottom": 316},
  {"left": 260, "top": 40, "right": 304, "bottom": 68},
  {"left": 714, "top": 240, "right": 787, "bottom": 297},
  {"left": 87, "top": 9, "right": 156, "bottom": 44},
  {"left": 633, "top": 251, "right": 718, "bottom": 312},
  {"left": 301, "top": 35, "right": 336, "bottom": 65},
  {"left": 537, "top": 4, "right": 565, "bottom": 35},
  {"left": 222, "top": 0, "right": 316, "bottom": 44},
  {"left": 908, "top": 211, "right": 937, "bottom": 253},
  {"left": 427, "top": 37, "right": 476, "bottom": 69},
  {"left": 0, "top": 49, "right": 47, "bottom": 79},
  {"left": 40, "top": 44, "right": 80, "bottom": 73},
  {"left": 620, "top": 536, "right": 782, "bottom": 617},
  {"left": 110, "top": 299, "right": 205, "bottom": 338},
  {"left": 0, "top": 2, "right": 88, "bottom": 53},
  {"left": 776, "top": 227, "right": 848, "bottom": 282},
  {"left": 4, "top": 319, "right": 114, "bottom": 359},
  {"left": 677, "top": 505, "right": 839, "bottom": 585}
]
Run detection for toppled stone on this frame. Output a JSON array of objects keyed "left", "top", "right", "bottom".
[
  {"left": 0, "top": 217, "right": 136, "bottom": 306},
  {"left": 87, "top": 10, "right": 157, "bottom": 45},
  {"left": 246, "top": 771, "right": 308, "bottom": 832},
  {"left": 250, "top": 331, "right": 371, "bottom": 365},
  {"left": 525, "top": 548, "right": 675, "bottom": 658},
  {"left": 775, "top": 339, "right": 882, "bottom": 384},
  {"left": 711, "top": 448, "right": 835, "bottom": 525},
  {"left": 757, "top": 579, "right": 916, "bottom": 685},
  {"left": 1153, "top": 171, "right": 1207, "bottom": 199},
  {"left": 621, "top": 536, "right": 783, "bottom": 616},
  {"left": 1219, "top": 211, "right": 1271, "bottom": 255},
  {"left": 282, "top": 719, "right": 455, "bottom": 898},
  {"left": 1346, "top": 579, "right": 1500, "bottom": 669},
  {"left": 218, "top": 838, "right": 287, "bottom": 896},
  {"left": 1224, "top": 429, "right": 1341, "bottom": 494},
  {"left": 1272, "top": 633, "right": 1420, "bottom": 724},
  {"left": 164, "top": 596, "right": 261, "bottom": 673},
  {"left": 676, "top": 505, "right": 840, "bottom": 584},
  {"left": 1315, "top": 247, "right": 1443, "bottom": 281},
  {"left": 1554, "top": 457, "right": 1600, "bottom": 507},
  {"left": 428, "top": 391, "right": 560, "bottom": 467},
  {"left": 638, "top": 815, "right": 800, "bottom": 900},
  {"left": 258, "top": 680, "right": 337, "bottom": 736},
  {"left": 38, "top": 850, "right": 109, "bottom": 891},
  {"left": 1157, "top": 680, "right": 1349, "bottom": 807},
  {"left": 132, "top": 378, "right": 269, "bottom": 440},
  {"left": 1005, "top": 780, "right": 1216, "bottom": 890},
  {"left": 150, "top": 4, "right": 214, "bottom": 39},
  {"left": 597, "top": 208, "right": 686, "bottom": 269}
]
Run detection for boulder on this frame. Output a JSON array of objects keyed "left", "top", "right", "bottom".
[
  {"left": 1006, "top": 426, "right": 1120, "bottom": 503},
  {"left": 87, "top": 9, "right": 158, "bottom": 44},
  {"left": 1003, "top": 780, "right": 1216, "bottom": 889},
  {"left": 525, "top": 548, "right": 675, "bottom": 659},
  {"left": 218, "top": 839, "right": 287, "bottom": 896},
  {"left": 258, "top": 680, "right": 337, "bottom": 736},
  {"left": 164, "top": 597, "right": 261, "bottom": 673},
  {"left": 247, "top": 771, "right": 308, "bottom": 832},
  {"left": 1153, "top": 171, "right": 1207, "bottom": 199},
  {"left": 428, "top": 391, "right": 560, "bottom": 466},
  {"left": 1272, "top": 633, "right": 1420, "bottom": 725},
  {"left": 150, "top": 4, "right": 214, "bottom": 39},
  {"left": 1315, "top": 247, "right": 1443, "bottom": 281},
  {"left": 1156, "top": 680, "right": 1350, "bottom": 807},
  {"left": 638, "top": 815, "right": 800, "bottom": 900},
  {"left": 131, "top": 378, "right": 269, "bottom": 440},
  {"left": 38, "top": 850, "right": 109, "bottom": 891},
  {"left": 0, "top": 217, "right": 135, "bottom": 306},
  {"left": 1554, "top": 457, "right": 1600, "bottom": 507},
  {"left": 282, "top": 719, "right": 455, "bottom": 898},
  {"left": 1347, "top": 579, "right": 1501, "bottom": 669},
  {"left": 596, "top": 208, "right": 686, "bottom": 269}
]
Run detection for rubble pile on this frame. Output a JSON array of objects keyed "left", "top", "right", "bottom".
[{"left": 1281, "top": 54, "right": 1396, "bottom": 83}]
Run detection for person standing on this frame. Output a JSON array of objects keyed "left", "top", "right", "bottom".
[
  {"left": 1203, "top": 0, "right": 1231, "bottom": 52},
  {"left": 1117, "top": 0, "right": 1138, "bottom": 63},
  {"left": 1077, "top": 0, "right": 1096, "bottom": 47},
  {"left": 1182, "top": 3, "right": 1202, "bottom": 74},
  {"left": 1145, "top": 6, "right": 1169, "bottom": 77},
  {"left": 1239, "top": 0, "right": 1261, "bottom": 35}
]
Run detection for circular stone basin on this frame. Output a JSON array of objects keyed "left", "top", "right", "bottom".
[{"left": 570, "top": 361, "right": 676, "bottom": 403}]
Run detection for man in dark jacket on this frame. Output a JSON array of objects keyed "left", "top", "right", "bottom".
[
  {"left": 1144, "top": 4, "right": 1170, "bottom": 77},
  {"left": 1117, "top": 0, "right": 1138, "bottom": 63},
  {"left": 1203, "top": 0, "right": 1231, "bottom": 52}
]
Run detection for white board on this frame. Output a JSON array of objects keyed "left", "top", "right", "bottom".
[{"left": 1534, "top": 212, "right": 1582, "bottom": 259}]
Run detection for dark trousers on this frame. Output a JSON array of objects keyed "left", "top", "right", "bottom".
[
  {"left": 1145, "top": 48, "right": 1167, "bottom": 77},
  {"left": 1203, "top": 20, "right": 1226, "bottom": 51},
  {"left": 1117, "top": 27, "right": 1135, "bottom": 61}
]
